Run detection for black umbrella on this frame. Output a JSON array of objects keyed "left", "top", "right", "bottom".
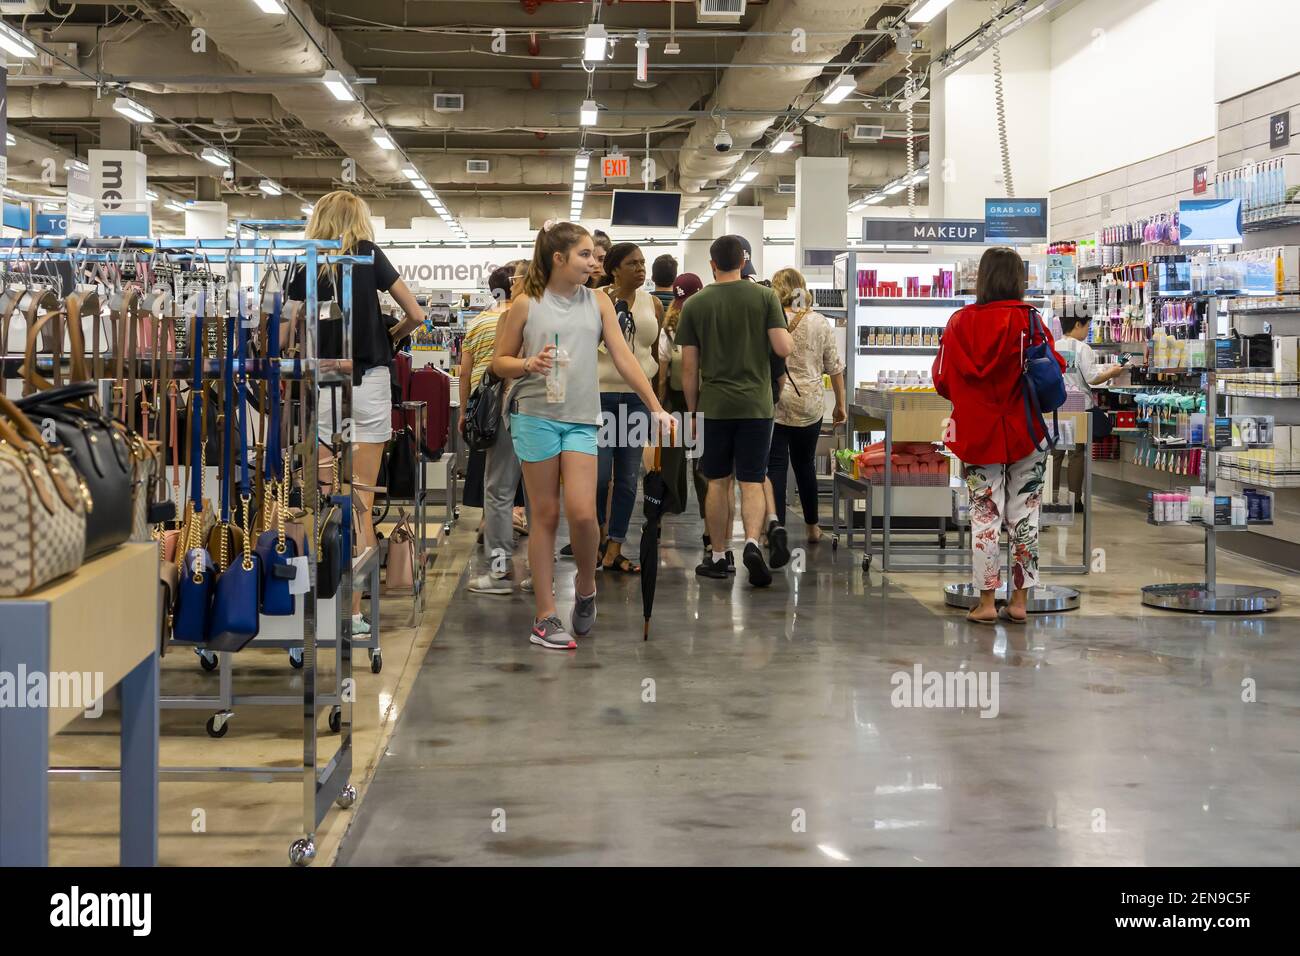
[{"left": 640, "top": 439, "right": 668, "bottom": 641}]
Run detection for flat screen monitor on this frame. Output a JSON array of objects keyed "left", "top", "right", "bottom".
[
  {"left": 610, "top": 190, "right": 682, "bottom": 228},
  {"left": 1178, "top": 198, "right": 1243, "bottom": 246}
]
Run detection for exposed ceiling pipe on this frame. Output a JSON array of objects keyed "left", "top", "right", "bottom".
[
  {"left": 164, "top": 0, "right": 405, "bottom": 182},
  {"left": 6, "top": 86, "right": 291, "bottom": 123},
  {"left": 368, "top": 75, "right": 711, "bottom": 133},
  {"left": 673, "top": 0, "right": 884, "bottom": 193}
]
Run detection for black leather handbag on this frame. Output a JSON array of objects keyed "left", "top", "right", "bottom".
[
  {"left": 463, "top": 370, "right": 504, "bottom": 451},
  {"left": 15, "top": 381, "right": 133, "bottom": 558},
  {"left": 379, "top": 425, "right": 419, "bottom": 500},
  {"left": 316, "top": 501, "right": 344, "bottom": 599}
]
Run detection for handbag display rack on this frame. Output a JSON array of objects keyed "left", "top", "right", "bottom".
[{"left": 1, "top": 234, "right": 374, "bottom": 866}]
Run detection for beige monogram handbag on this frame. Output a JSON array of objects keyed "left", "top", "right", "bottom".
[{"left": 0, "top": 393, "right": 88, "bottom": 596}]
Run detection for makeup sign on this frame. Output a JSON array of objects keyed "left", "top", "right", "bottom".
[
  {"left": 860, "top": 218, "right": 985, "bottom": 244},
  {"left": 984, "top": 198, "right": 1048, "bottom": 242}
]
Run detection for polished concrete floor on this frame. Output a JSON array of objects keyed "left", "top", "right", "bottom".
[{"left": 336, "top": 503, "right": 1300, "bottom": 866}]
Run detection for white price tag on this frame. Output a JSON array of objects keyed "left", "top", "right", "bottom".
[{"left": 288, "top": 556, "right": 311, "bottom": 595}]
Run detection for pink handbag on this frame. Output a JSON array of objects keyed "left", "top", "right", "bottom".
[{"left": 384, "top": 512, "right": 416, "bottom": 593}]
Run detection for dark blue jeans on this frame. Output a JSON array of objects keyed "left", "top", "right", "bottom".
[{"left": 597, "top": 391, "right": 647, "bottom": 543}]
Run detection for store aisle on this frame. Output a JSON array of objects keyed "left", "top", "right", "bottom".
[{"left": 337, "top": 510, "right": 1300, "bottom": 867}]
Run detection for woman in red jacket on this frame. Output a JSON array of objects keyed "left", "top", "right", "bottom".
[{"left": 933, "top": 247, "right": 1066, "bottom": 624}]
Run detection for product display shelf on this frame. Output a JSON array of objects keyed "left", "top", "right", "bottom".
[
  {"left": 0, "top": 544, "right": 160, "bottom": 866},
  {"left": 1137, "top": 295, "right": 1282, "bottom": 614},
  {"left": 1242, "top": 202, "right": 1300, "bottom": 231},
  {"left": 0, "top": 236, "right": 375, "bottom": 864},
  {"left": 856, "top": 296, "right": 966, "bottom": 307}
]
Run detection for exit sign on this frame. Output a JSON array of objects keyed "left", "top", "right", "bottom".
[{"left": 602, "top": 154, "right": 629, "bottom": 179}]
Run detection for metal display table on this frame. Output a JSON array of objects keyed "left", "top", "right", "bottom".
[{"left": 0, "top": 544, "right": 159, "bottom": 866}]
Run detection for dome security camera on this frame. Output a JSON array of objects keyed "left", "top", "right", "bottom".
[{"left": 714, "top": 128, "right": 733, "bottom": 153}]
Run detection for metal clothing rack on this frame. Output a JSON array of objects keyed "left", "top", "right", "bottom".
[{"left": 1, "top": 235, "right": 373, "bottom": 864}]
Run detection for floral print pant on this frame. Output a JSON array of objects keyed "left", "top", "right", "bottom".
[{"left": 964, "top": 452, "right": 1046, "bottom": 592}]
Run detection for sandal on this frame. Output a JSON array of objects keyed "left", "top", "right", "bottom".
[
  {"left": 965, "top": 609, "right": 998, "bottom": 626},
  {"left": 603, "top": 553, "right": 641, "bottom": 574},
  {"left": 998, "top": 605, "right": 1027, "bottom": 624}
]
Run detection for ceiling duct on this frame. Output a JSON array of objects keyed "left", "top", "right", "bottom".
[
  {"left": 164, "top": 0, "right": 404, "bottom": 182},
  {"left": 369, "top": 76, "right": 711, "bottom": 133},
  {"left": 674, "top": 0, "right": 884, "bottom": 193}
]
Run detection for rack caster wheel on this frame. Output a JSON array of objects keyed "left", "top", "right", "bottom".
[
  {"left": 831, "top": 535, "right": 839, "bottom": 554},
  {"left": 370, "top": 650, "right": 383, "bottom": 674},
  {"left": 197, "top": 649, "right": 218, "bottom": 672},
  {"left": 328, "top": 706, "right": 342, "bottom": 733},
  {"left": 861, "top": 555, "right": 872, "bottom": 573},
  {"left": 288, "top": 647, "right": 304, "bottom": 669},
  {"left": 453, "top": 506, "right": 461, "bottom": 519},
  {"left": 336, "top": 784, "right": 357, "bottom": 810},
  {"left": 206, "top": 712, "right": 232, "bottom": 738},
  {"left": 289, "top": 837, "right": 316, "bottom": 867},
  {"left": 939, "top": 534, "right": 948, "bottom": 549}
]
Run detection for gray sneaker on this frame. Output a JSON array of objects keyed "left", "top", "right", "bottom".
[
  {"left": 529, "top": 615, "right": 574, "bottom": 650},
  {"left": 571, "top": 590, "right": 597, "bottom": 637}
]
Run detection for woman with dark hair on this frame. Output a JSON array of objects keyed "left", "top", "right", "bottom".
[
  {"left": 933, "top": 246, "right": 1065, "bottom": 625},
  {"left": 588, "top": 230, "right": 613, "bottom": 288},
  {"left": 590, "top": 241, "right": 663, "bottom": 573},
  {"left": 491, "top": 223, "right": 672, "bottom": 648}
]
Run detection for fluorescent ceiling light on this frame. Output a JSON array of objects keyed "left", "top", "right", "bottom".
[
  {"left": 301, "top": 204, "right": 314, "bottom": 215},
  {"left": 738, "top": 168, "right": 759, "bottom": 184},
  {"left": 864, "top": 193, "right": 887, "bottom": 205},
  {"left": 425, "top": 196, "right": 441, "bottom": 208},
  {"left": 5, "top": 133, "right": 14, "bottom": 148},
  {"left": 574, "top": 151, "right": 591, "bottom": 171},
  {"left": 201, "top": 147, "right": 231, "bottom": 168},
  {"left": 252, "top": 0, "right": 287, "bottom": 12},
  {"left": 770, "top": 132, "right": 796, "bottom": 154},
  {"left": 259, "top": 179, "right": 283, "bottom": 196},
  {"left": 906, "top": 0, "right": 957, "bottom": 23},
  {"left": 411, "top": 178, "right": 430, "bottom": 192},
  {"left": 164, "top": 200, "right": 187, "bottom": 213},
  {"left": 146, "top": 189, "right": 159, "bottom": 201},
  {"left": 371, "top": 130, "right": 395, "bottom": 150},
  {"left": 883, "top": 181, "right": 907, "bottom": 195},
  {"left": 112, "top": 97, "right": 154, "bottom": 124},
  {"left": 402, "top": 166, "right": 421, "bottom": 180},
  {"left": 579, "top": 100, "right": 599, "bottom": 126},
  {"left": 821, "top": 76, "right": 856, "bottom": 105},
  {"left": 0, "top": 22, "right": 37, "bottom": 59},
  {"left": 321, "top": 70, "right": 355, "bottom": 103},
  {"left": 583, "top": 23, "right": 608, "bottom": 61},
  {"left": 573, "top": 169, "right": 587, "bottom": 185},
  {"left": 41, "top": 201, "right": 60, "bottom": 211},
  {"left": 418, "top": 187, "right": 435, "bottom": 199},
  {"left": 1023, "top": 3, "right": 1049, "bottom": 21},
  {"left": 64, "top": 159, "right": 89, "bottom": 173}
]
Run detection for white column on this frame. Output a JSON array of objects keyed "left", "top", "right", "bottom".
[
  {"left": 723, "top": 205, "right": 765, "bottom": 278},
  {"left": 795, "top": 157, "right": 849, "bottom": 276}
]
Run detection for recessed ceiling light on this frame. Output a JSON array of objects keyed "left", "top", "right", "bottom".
[{"left": 770, "top": 132, "right": 796, "bottom": 154}]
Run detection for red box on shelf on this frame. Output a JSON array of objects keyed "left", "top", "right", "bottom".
[{"left": 1116, "top": 410, "right": 1137, "bottom": 429}]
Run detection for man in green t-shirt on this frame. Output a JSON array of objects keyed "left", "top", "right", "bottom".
[{"left": 677, "top": 235, "right": 792, "bottom": 587}]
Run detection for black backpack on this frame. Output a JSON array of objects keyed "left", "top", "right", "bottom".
[{"left": 463, "top": 370, "right": 504, "bottom": 451}]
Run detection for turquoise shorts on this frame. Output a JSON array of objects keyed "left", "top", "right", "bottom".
[{"left": 510, "top": 412, "right": 598, "bottom": 462}]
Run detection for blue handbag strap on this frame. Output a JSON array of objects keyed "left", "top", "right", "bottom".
[
  {"left": 264, "top": 292, "right": 282, "bottom": 478},
  {"left": 237, "top": 295, "right": 251, "bottom": 502},
  {"left": 221, "top": 309, "right": 235, "bottom": 522},
  {"left": 190, "top": 312, "right": 204, "bottom": 509}
]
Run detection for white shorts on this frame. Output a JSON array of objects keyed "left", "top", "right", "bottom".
[{"left": 318, "top": 366, "right": 393, "bottom": 445}]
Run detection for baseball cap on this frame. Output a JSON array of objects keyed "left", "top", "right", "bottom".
[
  {"left": 734, "top": 235, "right": 758, "bottom": 278},
  {"left": 673, "top": 272, "right": 703, "bottom": 302}
]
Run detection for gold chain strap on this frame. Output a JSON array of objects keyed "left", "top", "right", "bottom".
[
  {"left": 277, "top": 449, "right": 289, "bottom": 554},
  {"left": 241, "top": 492, "right": 254, "bottom": 571}
]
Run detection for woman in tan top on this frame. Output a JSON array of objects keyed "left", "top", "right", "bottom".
[{"left": 766, "top": 268, "right": 846, "bottom": 543}]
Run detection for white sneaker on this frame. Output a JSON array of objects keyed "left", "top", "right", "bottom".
[
  {"left": 468, "top": 571, "right": 513, "bottom": 595},
  {"left": 351, "top": 613, "right": 371, "bottom": 635}
]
